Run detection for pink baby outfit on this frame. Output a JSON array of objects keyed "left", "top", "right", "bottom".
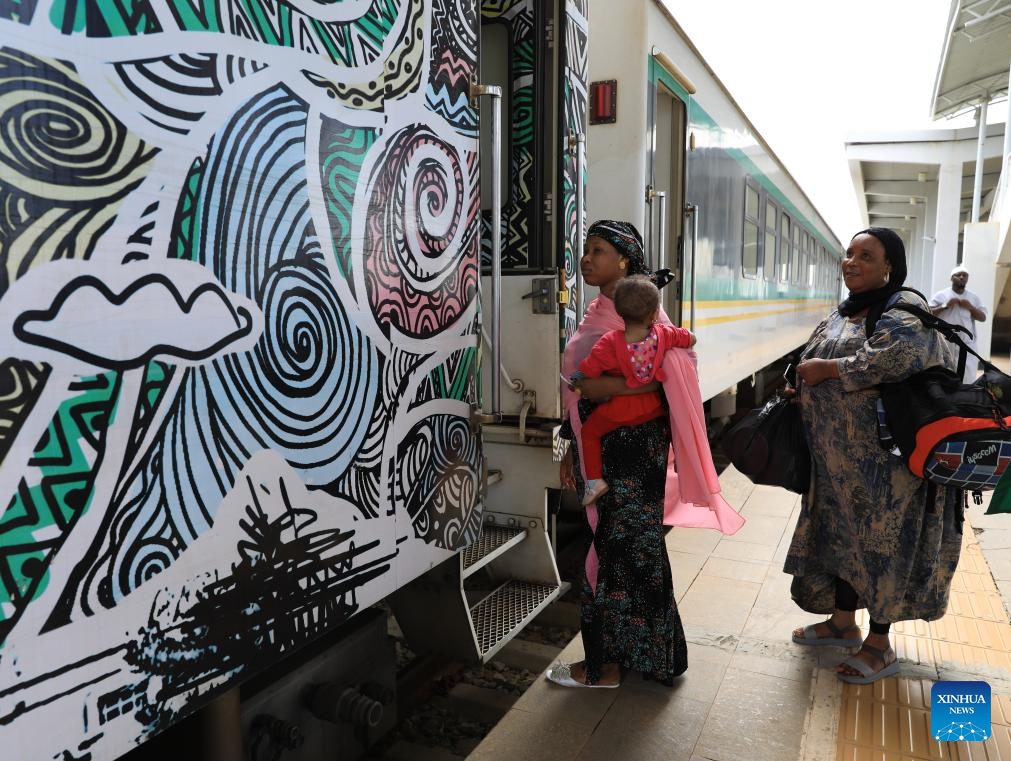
[
  {"left": 561, "top": 294, "right": 744, "bottom": 593},
  {"left": 577, "top": 324, "right": 693, "bottom": 480}
]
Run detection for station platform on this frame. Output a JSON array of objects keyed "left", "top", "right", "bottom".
[{"left": 469, "top": 465, "right": 1011, "bottom": 761}]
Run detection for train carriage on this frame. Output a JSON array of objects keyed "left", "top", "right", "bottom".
[
  {"left": 0, "top": 1, "right": 840, "bottom": 760},
  {"left": 480, "top": 0, "right": 842, "bottom": 523}
]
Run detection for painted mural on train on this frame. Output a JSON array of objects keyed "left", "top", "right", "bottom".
[{"left": 0, "top": 1, "right": 484, "bottom": 758}]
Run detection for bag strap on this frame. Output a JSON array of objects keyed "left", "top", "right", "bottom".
[
  {"left": 888, "top": 302, "right": 995, "bottom": 377},
  {"left": 864, "top": 286, "right": 927, "bottom": 337},
  {"left": 868, "top": 287, "right": 989, "bottom": 379}
]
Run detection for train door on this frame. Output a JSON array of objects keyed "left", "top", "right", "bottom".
[
  {"left": 392, "top": 0, "right": 565, "bottom": 667},
  {"left": 648, "top": 56, "right": 691, "bottom": 325}
]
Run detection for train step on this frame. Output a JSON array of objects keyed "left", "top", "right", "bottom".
[
  {"left": 461, "top": 524, "right": 525, "bottom": 577},
  {"left": 391, "top": 493, "right": 561, "bottom": 666},
  {"left": 470, "top": 579, "right": 558, "bottom": 661}
]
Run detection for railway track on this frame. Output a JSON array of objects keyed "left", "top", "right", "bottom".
[
  {"left": 366, "top": 603, "right": 580, "bottom": 760},
  {"left": 362, "top": 512, "right": 588, "bottom": 759}
]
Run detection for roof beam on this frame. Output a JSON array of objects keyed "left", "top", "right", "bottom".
[
  {"left": 958, "top": 1, "right": 1011, "bottom": 36},
  {"left": 867, "top": 202, "right": 927, "bottom": 216},
  {"left": 961, "top": 171, "right": 1002, "bottom": 193},
  {"left": 864, "top": 180, "right": 937, "bottom": 196},
  {"left": 848, "top": 136, "right": 1003, "bottom": 164}
]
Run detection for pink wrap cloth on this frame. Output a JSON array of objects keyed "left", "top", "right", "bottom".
[{"left": 562, "top": 295, "right": 745, "bottom": 593}]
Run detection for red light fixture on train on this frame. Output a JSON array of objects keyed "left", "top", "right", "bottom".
[{"left": 589, "top": 80, "right": 617, "bottom": 124}]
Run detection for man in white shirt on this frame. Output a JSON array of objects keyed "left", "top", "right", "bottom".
[{"left": 929, "top": 265, "right": 988, "bottom": 382}]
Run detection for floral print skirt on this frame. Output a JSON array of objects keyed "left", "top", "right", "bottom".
[{"left": 572, "top": 415, "right": 687, "bottom": 684}]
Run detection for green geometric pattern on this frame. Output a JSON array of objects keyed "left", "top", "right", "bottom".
[
  {"left": 0, "top": 373, "right": 120, "bottom": 645},
  {"left": 46, "top": 0, "right": 401, "bottom": 71},
  {"left": 320, "top": 122, "right": 378, "bottom": 287},
  {"left": 427, "top": 347, "right": 476, "bottom": 402}
]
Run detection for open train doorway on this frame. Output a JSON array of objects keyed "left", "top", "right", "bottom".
[{"left": 648, "top": 56, "right": 689, "bottom": 327}]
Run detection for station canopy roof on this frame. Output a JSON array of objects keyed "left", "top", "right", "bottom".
[
  {"left": 932, "top": 0, "right": 1011, "bottom": 119},
  {"left": 843, "top": 0, "right": 1011, "bottom": 249}
]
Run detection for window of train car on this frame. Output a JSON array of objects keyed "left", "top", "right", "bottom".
[
  {"left": 743, "top": 180, "right": 761, "bottom": 278},
  {"left": 816, "top": 247, "right": 823, "bottom": 292},
  {"left": 779, "top": 214, "right": 792, "bottom": 283},
  {"left": 712, "top": 174, "right": 736, "bottom": 270},
  {"left": 792, "top": 225, "right": 802, "bottom": 285},
  {"left": 806, "top": 234, "right": 816, "bottom": 287},
  {"left": 764, "top": 200, "right": 778, "bottom": 282},
  {"left": 800, "top": 231, "right": 811, "bottom": 288}
]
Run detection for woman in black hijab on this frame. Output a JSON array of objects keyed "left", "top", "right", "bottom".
[{"left": 785, "top": 227, "right": 963, "bottom": 684}]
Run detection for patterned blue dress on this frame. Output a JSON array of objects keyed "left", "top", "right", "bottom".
[{"left": 784, "top": 292, "right": 964, "bottom": 623}]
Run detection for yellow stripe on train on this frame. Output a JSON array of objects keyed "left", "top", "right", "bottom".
[
  {"left": 693, "top": 298, "right": 835, "bottom": 309},
  {"left": 689, "top": 302, "right": 832, "bottom": 327}
]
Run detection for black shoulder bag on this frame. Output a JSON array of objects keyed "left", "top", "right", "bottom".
[{"left": 722, "top": 391, "right": 810, "bottom": 494}]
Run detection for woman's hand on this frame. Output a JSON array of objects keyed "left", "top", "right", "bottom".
[
  {"left": 796, "top": 358, "right": 840, "bottom": 387},
  {"left": 573, "top": 376, "right": 613, "bottom": 401},
  {"left": 559, "top": 449, "right": 576, "bottom": 490}
]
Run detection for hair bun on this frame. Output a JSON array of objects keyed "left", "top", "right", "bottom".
[{"left": 652, "top": 268, "right": 675, "bottom": 290}]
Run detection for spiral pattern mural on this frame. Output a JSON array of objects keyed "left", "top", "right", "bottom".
[
  {"left": 0, "top": 0, "right": 486, "bottom": 758},
  {"left": 0, "top": 48, "right": 156, "bottom": 294},
  {"left": 363, "top": 123, "right": 479, "bottom": 339},
  {"left": 397, "top": 412, "right": 481, "bottom": 549},
  {"left": 216, "top": 252, "right": 379, "bottom": 477}
]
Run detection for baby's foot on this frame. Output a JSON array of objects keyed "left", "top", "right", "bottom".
[{"left": 582, "top": 479, "right": 609, "bottom": 506}]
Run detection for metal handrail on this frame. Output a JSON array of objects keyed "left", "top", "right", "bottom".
[
  {"left": 472, "top": 83, "right": 503, "bottom": 421},
  {"left": 569, "top": 132, "right": 586, "bottom": 318},
  {"left": 655, "top": 190, "right": 667, "bottom": 272},
  {"left": 646, "top": 188, "right": 667, "bottom": 272},
  {"left": 685, "top": 203, "right": 699, "bottom": 330}
]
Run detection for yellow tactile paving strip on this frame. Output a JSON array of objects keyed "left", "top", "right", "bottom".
[{"left": 835, "top": 528, "right": 1011, "bottom": 761}]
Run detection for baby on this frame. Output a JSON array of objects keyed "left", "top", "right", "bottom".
[{"left": 569, "top": 275, "right": 696, "bottom": 505}]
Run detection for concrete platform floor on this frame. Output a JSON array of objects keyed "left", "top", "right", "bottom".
[{"left": 468, "top": 466, "right": 1011, "bottom": 761}]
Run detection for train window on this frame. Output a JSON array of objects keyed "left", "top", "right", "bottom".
[
  {"left": 779, "top": 214, "right": 791, "bottom": 282},
  {"left": 764, "top": 200, "right": 778, "bottom": 282},
  {"left": 711, "top": 174, "right": 735, "bottom": 270},
  {"left": 791, "top": 224, "right": 802, "bottom": 284},
  {"left": 799, "top": 231, "right": 810, "bottom": 287},
  {"left": 805, "top": 234, "right": 815, "bottom": 287},
  {"left": 742, "top": 180, "right": 760, "bottom": 278}
]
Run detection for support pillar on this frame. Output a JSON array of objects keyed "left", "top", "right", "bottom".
[
  {"left": 1004, "top": 63, "right": 1011, "bottom": 163},
  {"left": 962, "top": 222, "right": 1000, "bottom": 362},
  {"left": 922, "top": 175, "right": 938, "bottom": 291},
  {"left": 973, "top": 99, "right": 989, "bottom": 223},
  {"left": 933, "top": 161, "right": 962, "bottom": 290}
]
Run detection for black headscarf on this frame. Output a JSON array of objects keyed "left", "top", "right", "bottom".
[
  {"left": 585, "top": 219, "right": 674, "bottom": 288},
  {"left": 837, "top": 227, "right": 907, "bottom": 332}
]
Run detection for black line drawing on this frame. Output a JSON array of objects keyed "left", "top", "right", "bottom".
[{"left": 14, "top": 274, "right": 255, "bottom": 370}]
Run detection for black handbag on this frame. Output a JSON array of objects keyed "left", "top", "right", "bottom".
[{"left": 722, "top": 393, "right": 811, "bottom": 494}]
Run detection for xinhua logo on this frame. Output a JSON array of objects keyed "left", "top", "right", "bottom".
[{"left": 931, "top": 681, "right": 991, "bottom": 742}]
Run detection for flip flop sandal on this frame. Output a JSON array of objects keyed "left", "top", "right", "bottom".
[
  {"left": 791, "top": 619, "right": 862, "bottom": 648},
  {"left": 545, "top": 662, "right": 620, "bottom": 689},
  {"left": 837, "top": 644, "right": 900, "bottom": 684}
]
